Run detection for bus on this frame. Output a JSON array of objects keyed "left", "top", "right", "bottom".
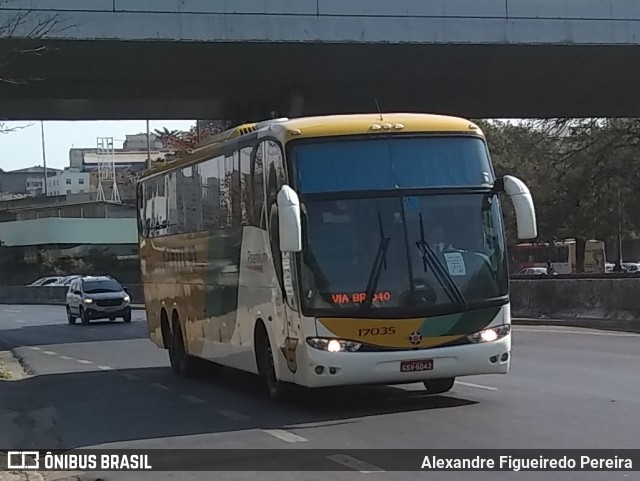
[
  {"left": 510, "top": 239, "right": 606, "bottom": 274},
  {"left": 137, "top": 113, "right": 537, "bottom": 400}
]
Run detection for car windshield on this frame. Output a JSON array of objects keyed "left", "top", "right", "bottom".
[
  {"left": 299, "top": 192, "right": 508, "bottom": 316},
  {"left": 83, "top": 280, "right": 122, "bottom": 294}
]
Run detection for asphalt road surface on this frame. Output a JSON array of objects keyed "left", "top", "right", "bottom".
[{"left": 1, "top": 304, "right": 638, "bottom": 481}]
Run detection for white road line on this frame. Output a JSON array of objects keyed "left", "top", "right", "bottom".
[
  {"left": 16, "top": 320, "right": 26, "bottom": 324},
  {"left": 42, "top": 351, "right": 57, "bottom": 356},
  {"left": 59, "top": 356, "right": 74, "bottom": 361},
  {"left": 217, "top": 409, "right": 250, "bottom": 421},
  {"left": 121, "top": 373, "right": 139, "bottom": 381},
  {"left": 28, "top": 347, "right": 41, "bottom": 351},
  {"left": 262, "top": 429, "right": 307, "bottom": 443},
  {"left": 76, "top": 360, "right": 93, "bottom": 365},
  {"left": 514, "top": 326, "right": 640, "bottom": 337},
  {"left": 97, "top": 366, "right": 115, "bottom": 371},
  {"left": 327, "top": 454, "right": 384, "bottom": 473},
  {"left": 455, "top": 381, "right": 498, "bottom": 391},
  {"left": 151, "top": 382, "right": 171, "bottom": 390},
  {"left": 4, "top": 310, "right": 19, "bottom": 313},
  {"left": 182, "top": 394, "right": 206, "bottom": 404}
]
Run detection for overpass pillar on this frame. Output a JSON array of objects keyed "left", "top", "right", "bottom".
[{"left": 287, "top": 89, "right": 304, "bottom": 118}]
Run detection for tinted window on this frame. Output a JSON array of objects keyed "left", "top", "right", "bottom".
[{"left": 293, "top": 136, "right": 493, "bottom": 194}]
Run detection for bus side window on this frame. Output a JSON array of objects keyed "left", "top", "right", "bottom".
[
  {"left": 264, "top": 140, "right": 285, "bottom": 292},
  {"left": 251, "top": 143, "right": 265, "bottom": 228},
  {"left": 240, "top": 146, "right": 252, "bottom": 226}
]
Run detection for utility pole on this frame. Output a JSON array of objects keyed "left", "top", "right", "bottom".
[{"left": 40, "top": 121, "right": 48, "bottom": 196}]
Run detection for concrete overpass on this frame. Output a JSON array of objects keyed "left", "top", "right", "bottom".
[{"left": 2, "top": 0, "right": 640, "bottom": 120}]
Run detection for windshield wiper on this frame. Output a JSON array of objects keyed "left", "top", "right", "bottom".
[
  {"left": 415, "top": 213, "right": 467, "bottom": 309},
  {"left": 362, "top": 211, "right": 391, "bottom": 308}
]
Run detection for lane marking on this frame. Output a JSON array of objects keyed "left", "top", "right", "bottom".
[
  {"left": 42, "top": 351, "right": 57, "bottom": 356},
  {"left": 151, "top": 382, "right": 170, "bottom": 390},
  {"left": 262, "top": 429, "right": 307, "bottom": 443},
  {"left": 76, "top": 360, "right": 93, "bottom": 365},
  {"left": 16, "top": 320, "right": 26, "bottom": 324},
  {"left": 327, "top": 454, "right": 384, "bottom": 473},
  {"left": 59, "top": 356, "right": 74, "bottom": 361},
  {"left": 28, "top": 347, "right": 41, "bottom": 351},
  {"left": 4, "top": 310, "right": 19, "bottom": 313},
  {"left": 122, "top": 373, "right": 139, "bottom": 381},
  {"left": 515, "top": 326, "right": 640, "bottom": 337},
  {"left": 217, "top": 409, "right": 250, "bottom": 421},
  {"left": 98, "top": 366, "right": 115, "bottom": 371},
  {"left": 455, "top": 381, "right": 498, "bottom": 391},
  {"left": 182, "top": 395, "right": 206, "bottom": 404}
]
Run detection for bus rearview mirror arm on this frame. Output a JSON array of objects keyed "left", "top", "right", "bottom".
[
  {"left": 277, "top": 185, "right": 303, "bottom": 253},
  {"left": 494, "top": 175, "right": 538, "bottom": 240}
]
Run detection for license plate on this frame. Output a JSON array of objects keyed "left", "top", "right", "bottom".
[{"left": 400, "top": 359, "right": 433, "bottom": 372}]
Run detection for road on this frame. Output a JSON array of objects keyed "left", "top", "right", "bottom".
[{"left": 1, "top": 304, "right": 638, "bottom": 481}]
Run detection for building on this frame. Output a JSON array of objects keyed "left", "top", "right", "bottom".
[
  {"left": 69, "top": 146, "right": 172, "bottom": 172},
  {"left": 0, "top": 166, "right": 61, "bottom": 196},
  {"left": 123, "top": 133, "right": 163, "bottom": 150},
  {"left": 47, "top": 168, "right": 90, "bottom": 196}
]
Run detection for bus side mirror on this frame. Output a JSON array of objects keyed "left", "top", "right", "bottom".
[
  {"left": 277, "top": 185, "right": 302, "bottom": 253},
  {"left": 495, "top": 175, "right": 538, "bottom": 240}
]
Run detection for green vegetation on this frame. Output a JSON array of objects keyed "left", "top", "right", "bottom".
[{"left": 476, "top": 119, "right": 640, "bottom": 270}]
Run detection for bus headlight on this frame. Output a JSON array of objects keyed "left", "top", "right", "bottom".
[
  {"left": 306, "top": 338, "right": 362, "bottom": 352},
  {"left": 468, "top": 325, "right": 510, "bottom": 344}
]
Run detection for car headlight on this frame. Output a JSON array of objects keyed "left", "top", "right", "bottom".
[
  {"left": 467, "top": 324, "right": 510, "bottom": 343},
  {"left": 84, "top": 298, "right": 93, "bottom": 304},
  {"left": 306, "top": 338, "right": 362, "bottom": 352},
  {"left": 123, "top": 295, "right": 130, "bottom": 302}
]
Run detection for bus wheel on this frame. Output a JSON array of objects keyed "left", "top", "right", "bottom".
[
  {"left": 423, "top": 378, "right": 455, "bottom": 394},
  {"left": 255, "top": 325, "right": 289, "bottom": 401},
  {"left": 169, "top": 320, "right": 197, "bottom": 377}
]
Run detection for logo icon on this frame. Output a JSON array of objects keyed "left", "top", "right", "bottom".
[
  {"left": 408, "top": 331, "right": 422, "bottom": 345},
  {"left": 7, "top": 451, "right": 40, "bottom": 470}
]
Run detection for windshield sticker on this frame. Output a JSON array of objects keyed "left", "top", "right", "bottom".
[
  {"left": 331, "top": 291, "right": 392, "bottom": 304},
  {"left": 444, "top": 252, "right": 466, "bottom": 276}
]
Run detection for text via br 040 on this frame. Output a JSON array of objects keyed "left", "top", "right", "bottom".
[{"left": 331, "top": 292, "right": 392, "bottom": 304}]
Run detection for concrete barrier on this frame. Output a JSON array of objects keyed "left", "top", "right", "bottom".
[
  {"left": 510, "top": 278, "right": 640, "bottom": 333},
  {"left": 1, "top": 280, "right": 638, "bottom": 332},
  {"left": 0, "top": 284, "right": 144, "bottom": 306}
]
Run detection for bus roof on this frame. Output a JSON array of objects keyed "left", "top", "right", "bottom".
[
  {"left": 266, "top": 113, "right": 482, "bottom": 140},
  {"left": 139, "top": 113, "right": 482, "bottom": 179}
]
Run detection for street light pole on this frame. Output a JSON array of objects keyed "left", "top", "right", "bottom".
[
  {"left": 146, "top": 120, "right": 151, "bottom": 170},
  {"left": 40, "top": 120, "right": 48, "bottom": 196}
]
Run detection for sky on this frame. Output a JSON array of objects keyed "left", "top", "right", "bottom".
[{"left": 0, "top": 120, "right": 195, "bottom": 172}]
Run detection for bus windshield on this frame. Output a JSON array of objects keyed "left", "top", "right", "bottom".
[
  {"left": 299, "top": 192, "right": 508, "bottom": 316},
  {"left": 293, "top": 136, "right": 494, "bottom": 193}
]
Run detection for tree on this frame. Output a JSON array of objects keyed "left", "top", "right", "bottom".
[
  {"left": 477, "top": 118, "right": 640, "bottom": 271},
  {"left": 1, "top": 0, "right": 67, "bottom": 133}
]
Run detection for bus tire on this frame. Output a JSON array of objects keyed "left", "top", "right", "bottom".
[
  {"left": 423, "top": 378, "right": 455, "bottom": 394},
  {"left": 255, "top": 323, "right": 289, "bottom": 401},
  {"left": 169, "top": 318, "right": 198, "bottom": 377}
]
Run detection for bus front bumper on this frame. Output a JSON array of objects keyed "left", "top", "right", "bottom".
[{"left": 294, "top": 335, "right": 511, "bottom": 388}]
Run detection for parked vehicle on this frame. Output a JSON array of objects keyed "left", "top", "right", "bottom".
[
  {"left": 66, "top": 276, "right": 131, "bottom": 324},
  {"left": 27, "top": 276, "right": 64, "bottom": 287}
]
